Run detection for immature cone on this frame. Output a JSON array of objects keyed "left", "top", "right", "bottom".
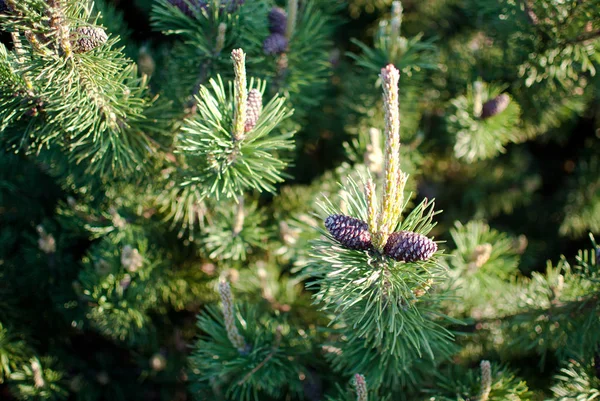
[
  {"left": 71, "top": 26, "right": 108, "bottom": 54},
  {"left": 245, "top": 89, "right": 262, "bottom": 132},
  {"left": 383, "top": 231, "right": 437, "bottom": 262},
  {"left": 263, "top": 33, "right": 288, "bottom": 55},
  {"left": 268, "top": 7, "right": 288, "bottom": 34},
  {"left": 167, "top": 0, "right": 206, "bottom": 16},
  {"left": 324, "top": 214, "right": 372, "bottom": 251},
  {"left": 480, "top": 94, "right": 510, "bottom": 119}
]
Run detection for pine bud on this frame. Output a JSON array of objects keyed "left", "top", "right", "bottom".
[
  {"left": 324, "top": 214, "right": 373, "bottom": 251},
  {"left": 383, "top": 231, "right": 437, "bottom": 262},
  {"left": 218, "top": 280, "right": 247, "bottom": 352},
  {"left": 232, "top": 196, "right": 245, "bottom": 236},
  {"left": 231, "top": 48, "right": 247, "bottom": 141},
  {"left": 95, "top": 259, "right": 112, "bottom": 276},
  {"left": 245, "top": 89, "right": 262, "bottom": 132},
  {"left": 263, "top": 33, "right": 288, "bottom": 55},
  {"left": 36, "top": 225, "right": 56, "bottom": 254},
  {"left": 71, "top": 26, "right": 108, "bottom": 54},
  {"left": 268, "top": 7, "right": 288, "bottom": 35},
  {"left": 480, "top": 94, "right": 510, "bottom": 119},
  {"left": 120, "top": 274, "right": 132, "bottom": 290},
  {"left": 31, "top": 359, "right": 45, "bottom": 388},
  {"left": 353, "top": 374, "right": 368, "bottom": 401},
  {"left": 215, "top": 22, "right": 227, "bottom": 54},
  {"left": 121, "top": 245, "right": 143, "bottom": 272},
  {"left": 150, "top": 353, "right": 167, "bottom": 371},
  {"left": 96, "top": 371, "right": 110, "bottom": 385},
  {"left": 138, "top": 46, "right": 155, "bottom": 77},
  {"left": 468, "top": 243, "right": 492, "bottom": 271},
  {"left": 479, "top": 360, "right": 492, "bottom": 401}
]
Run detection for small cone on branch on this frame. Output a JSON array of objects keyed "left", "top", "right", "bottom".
[
  {"left": 480, "top": 93, "right": 510, "bottom": 119},
  {"left": 245, "top": 89, "right": 262, "bottom": 132},
  {"left": 383, "top": 231, "right": 437, "bottom": 262},
  {"left": 168, "top": 0, "right": 206, "bottom": 16},
  {"left": 268, "top": 7, "right": 288, "bottom": 35},
  {"left": 71, "top": 26, "right": 108, "bottom": 54},
  {"left": 263, "top": 33, "right": 288, "bottom": 55},
  {"left": 324, "top": 214, "right": 372, "bottom": 251}
]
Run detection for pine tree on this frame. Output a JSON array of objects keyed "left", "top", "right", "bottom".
[{"left": 1, "top": 0, "right": 599, "bottom": 400}]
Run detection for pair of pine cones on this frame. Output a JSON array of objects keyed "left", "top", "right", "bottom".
[{"left": 324, "top": 214, "right": 437, "bottom": 262}]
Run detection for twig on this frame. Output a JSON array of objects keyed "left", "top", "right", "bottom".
[{"left": 237, "top": 326, "right": 283, "bottom": 385}]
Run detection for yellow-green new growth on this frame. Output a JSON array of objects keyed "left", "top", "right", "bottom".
[
  {"left": 218, "top": 279, "right": 247, "bottom": 352},
  {"left": 231, "top": 49, "right": 247, "bottom": 142},
  {"left": 370, "top": 64, "right": 408, "bottom": 251}
]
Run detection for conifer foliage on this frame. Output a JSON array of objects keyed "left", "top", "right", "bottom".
[{"left": 0, "top": 0, "right": 599, "bottom": 400}]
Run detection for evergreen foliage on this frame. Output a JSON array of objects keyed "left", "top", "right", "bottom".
[{"left": 0, "top": 0, "right": 599, "bottom": 400}]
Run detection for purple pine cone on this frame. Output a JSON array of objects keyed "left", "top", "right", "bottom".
[
  {"left": 168, "top": 0, "right": 206, "bottom": 16},
  {"left": 383, "top": 231, "right": 437, "bottom": 262},
  {"left": 268, "top": 7, "right": 288, "bottom": 35},
  {"left": 263, "top": 33, "right": 288, "bottom": 55},
  {"left": 168, "top": 0, "right": 243, "bottom": 16},
  {"left": 324, "top": 214, "right": 372, "bottom": 251},
  {"left": 480, "top": 94, "right": 510, "bottom": 119}
]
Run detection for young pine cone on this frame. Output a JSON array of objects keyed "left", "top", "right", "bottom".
[
  {"left": 324, "top": 214, "right": 372, "bottom": 251},
  {"left": 245, "top": 89, "right": 262, "bottom": 132},
  {"left": 480, "top": 94, "right": 510, "bottom": 119},
  {"left": 383, "top": 231, "right": 437, "bottom": 262},
  {"left": 268, "top": 7, "right": 288, "bottom": 35},
  {"left": 168, "top": 0, "right": 206, "bottom": 16},
  {"left": 263, "top": 33, "right": 288, "bottom": 55},
  {"left": 71, "top": 26, "right": 108, "bottom": 54}
]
